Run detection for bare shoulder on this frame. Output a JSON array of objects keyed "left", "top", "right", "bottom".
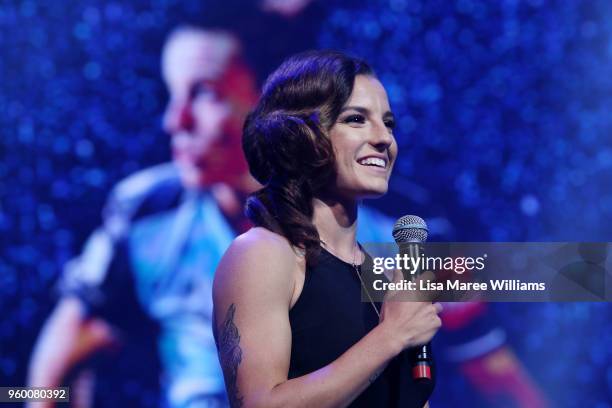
[
  {"left": 235, "top": 226, "right": 297, "bottom": 257},
  {"left": 213, "top": 227, "right": 301, "bottom": 304}
]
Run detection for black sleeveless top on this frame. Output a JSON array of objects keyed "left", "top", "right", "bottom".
[{"left": 288, "top": 247, "right": 435, "bottom": 407}]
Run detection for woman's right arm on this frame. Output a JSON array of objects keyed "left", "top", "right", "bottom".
[{"left": 213, "top": 228, "right": 441, "bottom": 408}]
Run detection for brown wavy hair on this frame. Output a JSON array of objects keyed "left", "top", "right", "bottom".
[{"left": 242, "top": 50, "right": 374, "bottom": 265}]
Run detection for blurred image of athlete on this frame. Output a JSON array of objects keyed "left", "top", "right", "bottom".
[{"left": 27, "top": 27, "right": 258, "bottom": 408}]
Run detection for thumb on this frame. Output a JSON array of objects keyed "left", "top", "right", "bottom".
[{"left": 392, "top": 267, "right": 404, "bottom": 283}]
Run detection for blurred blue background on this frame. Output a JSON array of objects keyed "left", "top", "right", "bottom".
[{"left": 1, "top": 0, "right": 611, "bottom": 406}]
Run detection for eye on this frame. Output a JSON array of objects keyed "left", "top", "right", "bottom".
[
  {"left": 384, "top": 118, "right": 396, "bottom": 130},
  {"left": 343, "top": 114, "right": 366, "bottom": 124},
  {"left": 190, "top": 82, "right": 215, "bottom": 100}
]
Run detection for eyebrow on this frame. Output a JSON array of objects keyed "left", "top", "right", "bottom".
[{"left": 340, "top": 105, "right": 395, "bottom": 120}]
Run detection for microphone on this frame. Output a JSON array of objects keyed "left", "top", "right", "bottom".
[{"left": 392, "top": 215, "right": 432, "bottom": 381}]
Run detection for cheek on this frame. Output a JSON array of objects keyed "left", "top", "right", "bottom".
[
  {"left": 193, "top": 99, "right": 231, "bottom": 133},
  {"left": 390, "top": 140, "right": 399, "bottom": 167},
  {"left": 337, "top": 154, "right": 355, "bottom": 178},
  {"left": 330, "top": 138, "right": 354, "bottom": 173},
  {"left": 334, "top": 148, "right": 361, "bottom": 185}
]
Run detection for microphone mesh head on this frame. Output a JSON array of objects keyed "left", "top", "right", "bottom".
[{"left": 392, "top": 215, "right": 428, "bottom": 243}]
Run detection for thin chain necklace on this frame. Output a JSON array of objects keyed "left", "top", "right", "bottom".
[
  {"left": 351, "top": 243, "right": 381, "bottom": 319},
  {"left": 320, "top": 240, "right": 381, "bottom": 318}
]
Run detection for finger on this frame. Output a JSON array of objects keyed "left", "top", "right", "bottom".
[
  {"left": 433, "top": 302, "right": 443, "bottom": 314},
  {"left": 382, "top": 268, "right": 404, "bottom": 302},
  {"left": 411, "top": 271, "right": 440, "bottom": 302},
  {"left": 392, "top": 267, "right": 404, "bottom": 284},
  {"left": 418, "top": 270, "right": 436, "bottom": 282}
]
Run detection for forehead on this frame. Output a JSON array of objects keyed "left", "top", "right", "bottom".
[
  {"left": 162, "top": 29, "right": 238, "bottom": 87},
  {"left": 345, "top": 75, "right": 391, "bottom": 112}
]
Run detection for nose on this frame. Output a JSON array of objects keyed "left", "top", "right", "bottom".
[
  {"left": 163, "top": 99, "right": 195, "bottom": 135},
  {"left": 370, "top": 120, "right": 394, "bottom": 152}
]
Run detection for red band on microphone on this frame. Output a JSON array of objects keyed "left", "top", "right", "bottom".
[{"left": 412, "top": 364, "right": 432, "bottom": 379}]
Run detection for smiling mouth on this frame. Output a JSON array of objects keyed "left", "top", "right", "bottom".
[{"left": 357, "top": 157, "right": 387, "bottom": 169}]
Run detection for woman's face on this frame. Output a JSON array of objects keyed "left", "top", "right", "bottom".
[{"left": 329, "top": 75, "right": 398, "bottom": 200}]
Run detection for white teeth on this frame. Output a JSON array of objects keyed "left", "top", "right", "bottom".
[{"left": 358, "top": 157, "right": 386, "bottom": 168}]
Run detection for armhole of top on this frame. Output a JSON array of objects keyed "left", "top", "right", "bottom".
[{"left": 289, "top": 246, "right": 308, "bottom": 310}]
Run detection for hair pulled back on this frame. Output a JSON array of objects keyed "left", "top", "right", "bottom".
[{"left": 242, "top": 50, "right": 374, "bottom": 265}]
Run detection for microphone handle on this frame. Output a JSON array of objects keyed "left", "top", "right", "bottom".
[{"left": 399, "top": 242, "right": 433, "bottom": 381}]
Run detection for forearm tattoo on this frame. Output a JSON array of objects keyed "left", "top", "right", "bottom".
[
  {"left": 369, "top": 369, "right": 383, "bottom": 385},
  {"left": 217, "top": 303, "right": 244, "bottom": 408}
]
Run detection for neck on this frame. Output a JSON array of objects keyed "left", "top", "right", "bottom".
[
  {"left": 312, "top": 196, "right": 361, "bottom": 263},
  {"left": 226, "top": 171, "right": 260, "bottom": 196}
]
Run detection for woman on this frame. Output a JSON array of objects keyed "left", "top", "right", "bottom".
[{"left": 213, "top": 50, "right": 442, "bottom": 408}]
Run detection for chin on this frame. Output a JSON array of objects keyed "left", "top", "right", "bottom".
[
  {"left": 361, "top": 190, "right": 387, "bottom": 199},
  {"left": 357, "top": 184, "right": 389, "bottom": 199},
  {"left": 177, "top": 166, "right": 209, "bottom": 189},
  {"left": 335, "top": 177, "right": 390, "bottom": 200}
]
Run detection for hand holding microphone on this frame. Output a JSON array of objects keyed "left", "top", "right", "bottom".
[
  {"left": 379, "top": 268, "right": 443, "bottom": 348},
  {"left": 378, "top": 215, "right": 440, "bottom": 381}
]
